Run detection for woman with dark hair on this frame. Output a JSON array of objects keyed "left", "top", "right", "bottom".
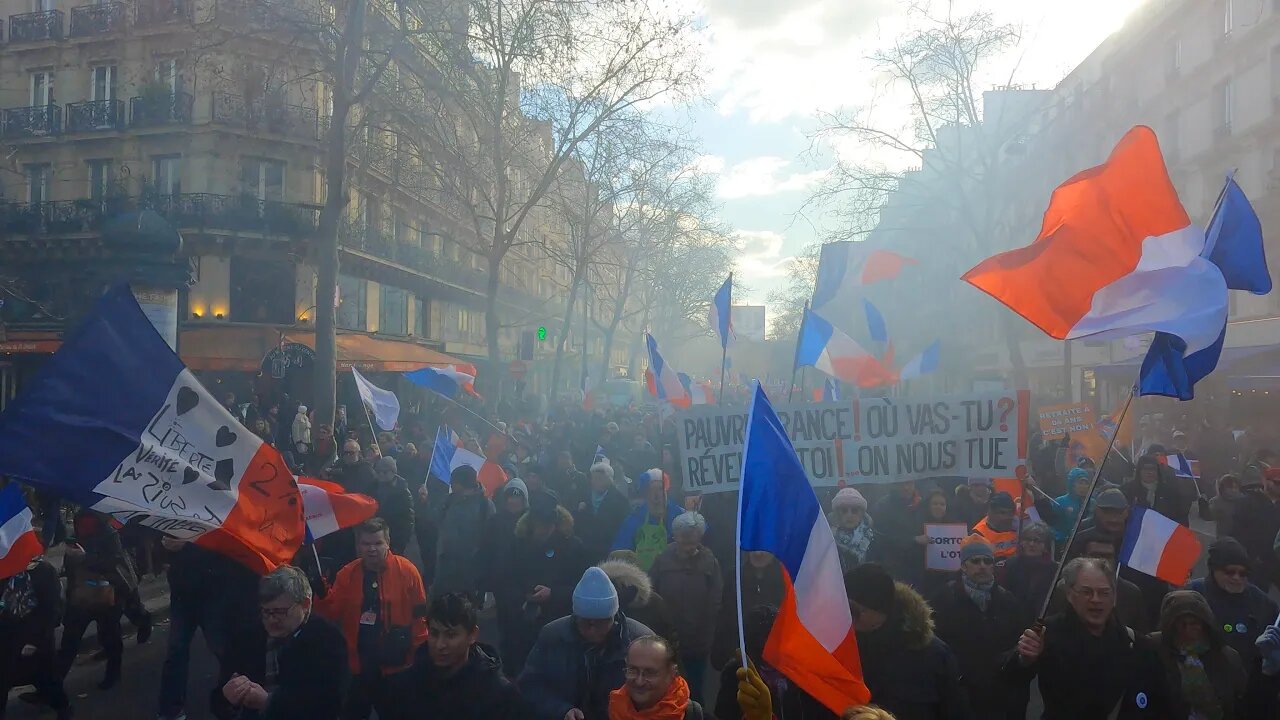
[
  {"left": 712, "top": 605, "right": 837, "bottom": 720},
  {"left": 912, "top": 488, "right": 954, "bottom": 597},
  {"left": 1122, "top": 452, "right": 1192, "bottom": 527}
]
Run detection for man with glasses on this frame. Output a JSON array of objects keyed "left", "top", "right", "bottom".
[
  {"left": 1048, "top": 536, "right": 1149, "bottom": 634},
  {"left": 1005, "top": 557, "right": 1169, "bottom": 718},
  {"left": 221, "top": 566, "right": 347, "bottom": 720},
  {"left": 1187, "top": 537, "right": 1280, "bottom": 716},
  {"left": 931, "top": 538, "right": 1029, "bottom": 720},
  {"left": 609, "top": 635, "right": 705, "bottom": 719},
  {"left": 520, "top": 567, "right": 652, "bottom": 720}
]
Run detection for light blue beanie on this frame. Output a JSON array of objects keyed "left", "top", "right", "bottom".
[{"left": 572, "top": 567, "right": 619, "bottom": 619}]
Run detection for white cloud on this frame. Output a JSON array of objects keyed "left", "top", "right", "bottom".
[
  {"left": 733, "top": 230, "right": 794, "bottom": 281},
  {"left": 716, "top": 156, "right": 828, "bottom": 199},
  {"left": 688, "top": 154, "right": 727, "bottom": 175}
]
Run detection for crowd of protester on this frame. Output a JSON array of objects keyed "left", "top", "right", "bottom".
[{"left": 4, "top": 392, "right": 1280, "bottom": 720}]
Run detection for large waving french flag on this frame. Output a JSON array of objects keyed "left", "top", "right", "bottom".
[
  {"left": 646, "top": 333, "right": 691, "bottom": 405},
  {"left": 963, "top": 126, "right": 1227, "bottom": 362},
  {"left": 738, "top": 383, "right": 869, "bottom": 712},
  {"left": 796, "top": 308, "right": 896, "bottom": 388},
  {"left": 404, "top": 364, "right": 480, "bottom": 400},
  {"left": 812, "top": 242, "right": 915, "bottom": 315},
  {"left": 298, "top": 479, "right": 378, "bottom": 542},
  {"left": 0, "top": 286, "right": 304, "bottom": 574},
  {"left": 0, "top": 483, "right": 43, "bottom": 580}
]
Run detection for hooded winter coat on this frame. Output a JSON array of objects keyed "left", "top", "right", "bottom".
[
  {"left": 599, "top": 558, "right": 679, "bottom": 647},
  {"left": 1150, "top": 590, "right": 1247, "bottom": 720},
  {"left": 1001, "top": 609, "right": 1171, "bottom": 719},
  {"left": 649, "top": 542, "right": 723, "bottom": 657},
  {"left": 930, "top": 578, "right": 1030, "bottom": 718},
  {"left": 410, "top": 642, "right": 528, "bottom": 720},
  {"left": 510, "top": 507, "right": 590, "bottom": 628},
  {"left": 855, "top": 582, "right": 968, "bottom": 720}
]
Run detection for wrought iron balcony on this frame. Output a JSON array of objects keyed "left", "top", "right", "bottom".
[
  {"left": 9, "top": 9, "right": 63, "bottom": 42},
  {"left": 130, "top": 91, "right": 193, "bottom": 128},
  {"left": 2, "top": 105, "right": 62, "bottom": 139},
  {"left": 65, "top": 99, "right": 124, "bottom": 132},
  {"left": 70, "top": 2, "right": 126, "bottom": 37},
  {"left": 211, "top": 93, "right": 321, "bottom": 140},
  {"left": 353, "top": 141, "right": 398, "bottom": 178},
  {"left": 0, "top": 193, "right": 321, "bottom": 239},
  {"left": 134, "top": 0, "right": 191, "bottom": 26}
]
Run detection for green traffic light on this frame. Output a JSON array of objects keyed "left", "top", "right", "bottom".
[{"left": 537, "top": 326, "right": 547, "bottom": 341}]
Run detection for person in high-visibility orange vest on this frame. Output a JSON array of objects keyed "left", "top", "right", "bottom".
[{"left": 971, "top": 492, "right": 1019, "bottom": 563}]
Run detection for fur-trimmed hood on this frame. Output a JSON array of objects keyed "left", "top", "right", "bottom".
[
  {"left": 598, "top": 558, "right": 653, "bottom": 606},
  {"left": 892, "top": 581, "right": 936, "bottom": 649},
  {"left": 514, "top": 505, "right": 574, "bottom": 539}
]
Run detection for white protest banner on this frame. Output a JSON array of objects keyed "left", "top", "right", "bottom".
[
  {"left": 676, "top": 390, "right": 1028, "bottom": 494},
  {"left": 926, "top": 523, "right": 970, "bottom": 572}
]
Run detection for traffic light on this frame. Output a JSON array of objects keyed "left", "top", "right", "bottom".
[{"left": 537, "top": 326, "right": 547, "bottom": 341}]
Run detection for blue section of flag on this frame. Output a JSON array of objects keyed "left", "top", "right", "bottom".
[
  {"left": 1140, "top": 175, "right": 1269, "bottom": 401},
  {"left": 811, "top": 242, "right": 851, "bottom": 311},
  {"left": 1205, "top": 174, "right": 1271, "bottom": 295},
  {"left": 713, "top": 275, "right": 733, "bottom": 349},
  {"left": 404, "top": 367, "right": 461, "bottom": 400},
  {"left": 0, "top": 285, "right": 184, "bottom": 500},
  {"left": 823, "top": 379, "right": 841, "bottom": 402},
  {"left": 430, "top": 427, "right": 455, "bottom": 484},
  {"left": 0, "top": 483, "right": 29, "bottom": 528},
  {"left": 863, "top": 299, "right": 887, "bottom": 344},
  {"left": 794, "top": 307, "right": 834, "bottom": 368},
  {"left": 738, "top": 383, "right": 821, "bottom": 578}
]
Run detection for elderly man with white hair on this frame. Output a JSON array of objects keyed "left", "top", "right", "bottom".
[
  {"left": 573, "top": 459, "right": 632, "bottom": 563},
  {"left": 649, "top": 511, "right": 722, "bottom": 704}
]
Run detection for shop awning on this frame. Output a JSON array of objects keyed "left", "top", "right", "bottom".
[{"left": 180, "top": 325, "right": 464, "bottom": 373}]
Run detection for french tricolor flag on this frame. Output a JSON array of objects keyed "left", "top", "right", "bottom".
[
  {"left": 0, "top": 286, "right": 304, "bottom": 574},
  {"left": 404, "top": 364, "right": 480, "bottom": 400},
  {"left": 0, "top": 483, "right": 43, "bottom": 580},
  {"left": 1119, "top": 506, "right": 1202, "bottom": 585},
  {"left": 796, "top": 307, "right": 896, "bottom": 388},
  {"left": 898, "top": 340, "right": 941, "bottom": 381},
  {"left": 646, "top": 334, "right": 691, "bottom": 406},
  {"left": 738, "top": 383, "right": 869, "bottom": 712},
  {"left": 812, "top": 242, "right": 916, "bottom": 315},
  {"left": 298, "top": 479, "right": 378, "bottom": 542}
]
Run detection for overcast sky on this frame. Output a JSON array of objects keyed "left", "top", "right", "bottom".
[{"left": 684, "top": 0, "right": 1147, "bottom": 307}]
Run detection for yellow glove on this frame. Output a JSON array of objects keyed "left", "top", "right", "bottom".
[{"left": 736, "top": 665, "right": 773, "bottom": 720}]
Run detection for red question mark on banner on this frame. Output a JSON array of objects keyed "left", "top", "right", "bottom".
[{"left": 997, "top": 396, "right": 1015, "bottom": 432}]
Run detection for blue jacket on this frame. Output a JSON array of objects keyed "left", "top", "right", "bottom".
[
  {"left": 518, "top": 612, "right": 653, "bottom": 720},
  {"left": 1050, "top": 493, "right": 1092, "bottom": 544},
  {"left": 610, "top": 500, "right": 686, "bottom": 552}
]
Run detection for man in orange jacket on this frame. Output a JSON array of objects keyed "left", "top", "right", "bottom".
[
  {"left": 317, "top": 517, "right": 427, "bottom": 720},
  {"left": 971, "top": 492, "right": 1019, "bottom": 564}
]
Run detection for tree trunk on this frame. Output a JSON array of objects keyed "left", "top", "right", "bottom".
[
  {"left": 549, "top": 275, "right": 581, "bottom": 395},
  {"left": 483, "top": 251, "right": 503, "bottom": 397},
  {"left": 313, "top": 0, "right": 365, "bottom": 429}
]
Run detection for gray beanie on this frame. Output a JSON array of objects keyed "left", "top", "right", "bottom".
[
  {"left": 572, "top": 567, "right": 619, "bottom": 620},
  {"left": 375, "top": 456, "right": 398, "bottom": 474},
  {"left": 960, "top": 537, "right": 995, "bottom": 563}
]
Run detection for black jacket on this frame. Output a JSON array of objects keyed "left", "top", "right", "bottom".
[
  {"left": 258, "top": 615, "right": 348, "bottom": 720},
  {"left": 573, "top": 486, "right": 631, "bottom": 564},
  {"left": 856, "top": 582, "right": 968, "bottom": 720},
  {"left": 930, "top": 579, "right": 1030, "bottom": 717},
  {"left": 1232, "top": 488, "right": 1280, "bottom": 586},
  {"left": 411, "top": 642, "right": 527, "bottom": 720},
  {"left": 1151, "top": 591, "right": 1247, "bottom": 720},
  {"left": 1002, "top": 611, "right": 1171, "bottom": 719},
  {"left": 1121, "top": 468, "right": 1191, "bottom": 527},
  {"left": 868, "top": 495, "right": 921, "bottom": 582},
  {"left": 372, "top": 476, "right": 415, "bottom": 555},
  {"left": 518, "top": 612, "right": 653, "bottom": 720},
  {"left": 1187, "top": 576, "right": 1280, "bottom": 667},
  {"left": 508, "top": 509, "right": 590, "bottom": 627},
  {"left": 0, "top": 560, "right": 62, "bottom": 643}
]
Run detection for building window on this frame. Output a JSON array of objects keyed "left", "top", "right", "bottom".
[
  {"left": 457, "top": 307, "right": 471, "bottom": 334},
  {"left": 337, "top": 275, "right": 367, "bottom": 331},
  {"left": 29, "top": 71, "right": 54, "bottom": 106},
  {"left": 239, "top": 158, "right": 285, "bottom": 201},
  {"left": 155, "top": 59, "right": 183, "bottom": 93},
  {"left": 379, "top": 285, "right": 408, "bottom": 335},
  {"left": 26, "top": 164, "right": 49, "bottom": 203},
  {"left": 413, "top": 296, "right": 425, "bottom": 336},
  {"left": 32, "top": 0, "right": 52, "bottom": 13},
  {"left": 1214, "top": 79, "right": 1233, "bottom": 134},
  {"left": 230, "top": 257, "right": 295, "bottom": 324},
  {"left": 152, "top": 155, "right": 182, "bottom": 195},
  {"left": 90, "top": 65, "right": 117, "bottom": 102},
  {"left": 88, "top": 159, "right": 113, "bottom": 202}
]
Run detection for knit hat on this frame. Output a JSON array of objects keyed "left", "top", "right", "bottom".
[
  {"left": 989, "top": 492, "right": 1016, "bottom": 511},
  {"left": 844, "top": 563, "right": 896, "bottom": 615},
  {"left": 297, "top": 405, "right": 308, "bottom": 414},
  {"left": 375, "top": 456, "right": 398, "bottom": 474},
  {"left": 573, "top": 567, "right": 620, "bottom": 619},
  {"left": 528, "top": 489, "right": 561, "bottom": 524},
  {"left": 960, "top": 536, "right": 995, "bottom": 563},
  {"left": 1067, "top": 467, "right": 1091, "bottom": 484},
  {"left": 635, "top": 468, "right": 670, "bottom": 492},
  {"left": 832, "top": 487, "right": 868, "bottom": 511},
  {"left": 1094, "top": 487, "right": 1128, "bottom": 509},
  {"left": 503, "top": 478, "right": 529, "bottom": 499},
  {"left": 1207, "top": 537, "right": 1250, "bottom": 570}
]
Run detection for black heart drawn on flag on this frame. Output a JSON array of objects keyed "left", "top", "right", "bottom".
[
  {"left": 176, "top": 387, "right": 200, "bottom": 416},
  {"left": 215, "top": 426, "right": 237, "bottom": 448}
]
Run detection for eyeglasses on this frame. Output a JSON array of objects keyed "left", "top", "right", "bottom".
[
  {"left": 624, "top": 666, "right": 664, "bottom": 682},
  {"left": 1070, "top": 586, "right": 1114, "bottom": 600},
  {"left": 260, "top": 605, "right": 296, "bottom": 619},
  {"left": 964, "top": 557, "right": 995, "bottom": 566}
]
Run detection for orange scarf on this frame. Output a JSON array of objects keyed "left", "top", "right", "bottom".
[{"left": 608, "top": 675, "right": 690, "bottom": 720}]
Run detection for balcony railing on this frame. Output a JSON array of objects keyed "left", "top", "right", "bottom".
[
  {"left": 2, "top": 105, "right": 62, "bottom": 139},
  {"left": 211, "top": 93, "right": 321, "bottom": 140},
  {"left": 65, "top": 99, "right": 124, "bottom": 132},
  {"left": 354, "top": 141, "right": 398, "bottom": 178},
  {"left": 9, "top": 9, "right": 63, "bottom": 42},
  {"left": 340, "top": 221, "right": 490, "bottom": 294},
  {"left": 0, "top": 194, "right": 321, "bottom": 239},
  {"left": 130, "top": 91, "right": 193, "bottom": 127},
  {"left": 70, "top": 2, "right": 126, "bottom": 37},
  {"left": 134, "top": 0, "right": 192, "bottom": 26}
]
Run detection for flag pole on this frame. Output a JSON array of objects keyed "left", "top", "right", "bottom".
[
  {"left": 718, "top": 345, "right": 728, "bottom": 407},
  {"left": 351, "top": 374, "right": 382, "bottom": 456},
  {"left": 718, "top": 272, "right": 731, "bottom": 407},
  {"left": 1036, "top": 387, "right": 1136, "bottom": 620},
  {"left": 735, "top": 380, "right": 755, "bottom": 670},
  {"left": 788, "top": 302, "right": 809, "bottom": 402}
]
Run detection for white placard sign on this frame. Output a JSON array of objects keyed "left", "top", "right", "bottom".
[{"left": 926, "top": 523, "right": 970, "bottom": 572}]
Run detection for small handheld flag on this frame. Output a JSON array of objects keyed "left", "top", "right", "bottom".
[
  {"left": 899, "top": 340, "right": 941, "bottom": 381},
  {"left": 710, "top": 274, "right": 734, "bottom": 349},
  {"left": 1119, "top": 506, "right": 1201, "bottom": 585},
  {"left": 0, "top": 483, "right": 43, "bottom": 580},
  {"left": 351, "top": 367, "right": 401, "bottom": 431},
  {"left": 298, "top": 479, "right": 378, "bottom": 542}
]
